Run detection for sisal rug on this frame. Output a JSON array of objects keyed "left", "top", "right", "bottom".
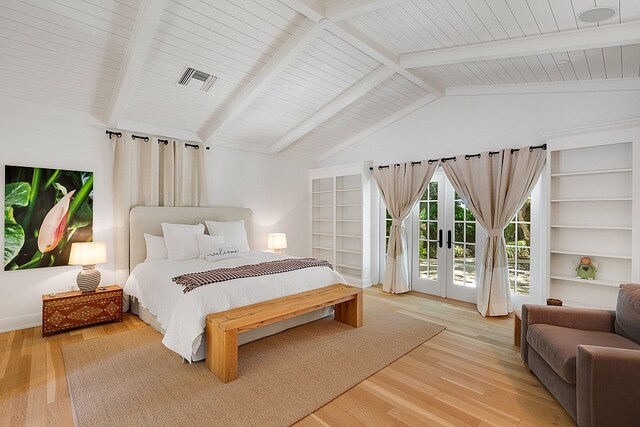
[{"left": 62, "top": 297, "right": 444, "bottom": 427}]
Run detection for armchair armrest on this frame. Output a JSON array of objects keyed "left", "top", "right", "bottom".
[
  {"left": 520, "top": 305, "right": 615, "bottom": 364},
  {"left": 577, "top": 345, "right": 640, "bottom": 427}
]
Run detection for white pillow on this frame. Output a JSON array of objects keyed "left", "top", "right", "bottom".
[
  {"left": 144, "top": 233, "right": 168, "bottom": 260},
  {"left": 195, "top": 234, "right": 225, "bottom": 259},
  {"left": 205, "top": 220, "right": 250, "bottom": 252},
  {"left": 161, "top": 223, "right": 205, "bottom": 261},
  {"left": 205, "top": 245, "right": 241, "bottom": 262}
]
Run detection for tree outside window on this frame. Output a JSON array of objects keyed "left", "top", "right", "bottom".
[{"left": 505, "top": 198, "right": 531, "bottom": 296}]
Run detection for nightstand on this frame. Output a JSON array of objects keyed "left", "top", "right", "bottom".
[{"left": 42, "top": 285, "right": 123, "bottom": 337}]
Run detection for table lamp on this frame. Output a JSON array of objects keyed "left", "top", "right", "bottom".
[
  {"left": 68, "top": 242, "right": 107, "bottom": 293},
  {"left": 267, "top": 233, "right": 287, "bottom": 254}
]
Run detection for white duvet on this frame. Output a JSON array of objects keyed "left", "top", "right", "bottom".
[{"left": 123, "top": 251, "right": 346, "bottom": 361}]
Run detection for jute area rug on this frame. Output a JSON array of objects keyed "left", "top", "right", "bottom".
[{"left": 62, "top": 297, "right": 445, "bottom": 427}]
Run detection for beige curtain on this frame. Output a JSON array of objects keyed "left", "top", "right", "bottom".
[
  {"left": 373, "top": 161, "right": 438, "bottom": 294},
  {"left": 113, "top": 133, "right": 209, "bottom": 303},
  {"left": 442, "top": 147, "right": 545, "bottom": 317}
]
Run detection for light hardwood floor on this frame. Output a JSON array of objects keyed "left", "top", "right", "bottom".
[{"left": 0, "top": 287, "right": 575, "bottom": 426}]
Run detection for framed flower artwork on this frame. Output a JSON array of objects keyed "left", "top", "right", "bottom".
[{"left": 4, "top": 165, "right": 93, "bottom": 270}]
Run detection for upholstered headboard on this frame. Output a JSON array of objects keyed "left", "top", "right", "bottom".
[{"left": 129, "top": 206, "right": 254, "bottom": 270}]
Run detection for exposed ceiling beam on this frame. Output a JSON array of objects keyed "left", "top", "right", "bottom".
[
  {"left": 325, "top": 0, "right": 406, "bottom": 21},
  {"left": 202, "top": 19, "right": 322, "bottom": 142},
  {"left": 106, "top": 0, "right": 168, "bottom": 127},
  {"left": 401, "top": 20, "right": 640, "bottom": 69},
  {"left": 327, "top": 21, "right": 443, "bottom": 96},
  {"left": 445, "top": 77, "right": 640, "bottom": 96},
  {"left": 270, "top": 66, "right": 395, "bottom": 153},
  {"left": 318, "top": 94, "right": 440, "bottom": 162},
  {"left": 278, "top": 0, "right": 325, "bottom": 22}
]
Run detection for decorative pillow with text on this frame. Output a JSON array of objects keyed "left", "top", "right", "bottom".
[
  {"left": 204, "top": 245, "right": 241, "bottom": 262},
  {"left": 195, "top": 234, "right": 225, "bottom": 259}
]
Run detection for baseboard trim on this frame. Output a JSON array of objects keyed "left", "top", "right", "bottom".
[{"left": 0, "top": 313, "right": 41, "bottom": 334}]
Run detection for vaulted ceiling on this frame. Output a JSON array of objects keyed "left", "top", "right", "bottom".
[{"left": 2, "top": 0, "right": 640, "bottom": 160}]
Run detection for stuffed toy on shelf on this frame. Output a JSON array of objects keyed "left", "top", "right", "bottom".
[{"left": 575, "top": 256, "right": 597, "bottom": 280}]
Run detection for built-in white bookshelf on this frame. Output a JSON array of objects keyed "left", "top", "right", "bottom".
[
  {"left": 545, "top": 120, "right": 640, "bottom": 309},
  {"left": 310, "top": 162, "right": 371, "bottom": 287}
]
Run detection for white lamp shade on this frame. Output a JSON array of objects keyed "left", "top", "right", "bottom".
[
  {"left": 68, "top": 242, "right": 107, "bottom": 266},
  {"left": 267, "top": 233, "right": 287, "bottom": 250}
]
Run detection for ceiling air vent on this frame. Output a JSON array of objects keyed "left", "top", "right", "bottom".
[{"left": 177, "top": 66, "right": 217, "bottom": 92}]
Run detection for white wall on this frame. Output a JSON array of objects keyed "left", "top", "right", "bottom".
[
  {"left": 206, "top": 147, "right": 315, "bottom": 256},
  {"left": 321, "top": 91, "right": 640, "bottom": 165},
  {"left": 0, "top": 106, "right": 314, "bottom": 333},
  {"left": 0, "top": 108, "right": 114, "bottom": 332}
]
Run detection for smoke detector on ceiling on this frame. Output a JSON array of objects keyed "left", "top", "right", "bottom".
[
  {"left": 177, "top": 67, "right": 217, "bottom": 92},
  {"left": 578, "top": 7, "right": 617, "bottom": 23}
]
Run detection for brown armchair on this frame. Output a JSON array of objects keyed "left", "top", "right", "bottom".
[{"left": 521, "top": 284, "right": 640, "bottom": 426}]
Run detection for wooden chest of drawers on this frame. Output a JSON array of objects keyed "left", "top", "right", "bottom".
[{"left": 42, "top": 285, "right": 123, "bottom": 337}]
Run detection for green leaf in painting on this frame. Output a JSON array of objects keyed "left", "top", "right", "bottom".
[
  {"left": 4, "top": 182, "right": 31, "bottom": 207},
  {"left": 4, "top": 206, "right": 25, "bottom": 267},
  {"left": 53, "top": 182, "right": 68, "bottom": 196},
  {"left": 68, "top": 199, "right": 92, "bottom": 230}
]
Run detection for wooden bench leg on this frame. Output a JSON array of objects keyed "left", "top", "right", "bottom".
[
  {"left": 334, "top": 291, "right": 363, "bottom": 328},
  {"left": 206, "top": 320, "right": 238, "bottom": 383}
]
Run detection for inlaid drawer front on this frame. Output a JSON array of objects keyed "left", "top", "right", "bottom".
[{"left": 42, "top": 288, "right": 123, "bottom": 336}]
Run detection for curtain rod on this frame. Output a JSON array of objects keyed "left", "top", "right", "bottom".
[
  {"left": 105, "top": 130, "right": 210, "bottom": 150},
  {"left": 369, "top": 144, "right": 546, "bottom": 170}
]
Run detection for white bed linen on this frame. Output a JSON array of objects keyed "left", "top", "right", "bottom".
[{"left": 124, "top": 251, "right": 346, "bottom": 361}]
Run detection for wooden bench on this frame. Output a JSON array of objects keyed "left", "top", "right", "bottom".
[{"left": 205, "top": 284, "right": 363, "bottom": 383}]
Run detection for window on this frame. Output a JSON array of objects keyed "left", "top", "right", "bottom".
[
  {"left": 453, "top": 192, "right": 476, "bottom": 287},
  {"left": 418, "top": 181, "right": 439, "bottom": 280},
  {"left": 505, "top": 197, "right": 531, "bottom": 296},
  {"left": 384, "top": 210, "right": 392, "bottom": 256}
]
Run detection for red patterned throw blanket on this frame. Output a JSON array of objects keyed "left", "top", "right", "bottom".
[{"left": 172, "top": 257, "right": 334, "bottom": 293}]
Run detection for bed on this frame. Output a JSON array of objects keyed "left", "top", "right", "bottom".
[{"left": 123, "top": 206, "right": 346, "bottom": 362}]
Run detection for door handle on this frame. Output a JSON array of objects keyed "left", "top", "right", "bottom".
[
  {"left": 438, "top": 229, "right": 443, "bottom": 248},
  {"left": 447, "top": 230, "right": 452, "bottom": 249}
]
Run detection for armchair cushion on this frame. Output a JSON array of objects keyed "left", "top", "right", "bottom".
[
  {"left": 615, "top": 284, "right": 640, "bottom": 344},
  {"left": 577, "top": 345, "right": 640, "bottom": 427},
  {"left": 527, "top": 324, "right": 640, "bottom": 384},
  {"left": 520, "top": 304, "right": 615, "bottom": 365}
]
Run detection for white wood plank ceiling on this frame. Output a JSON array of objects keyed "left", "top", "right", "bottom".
[
  {"left": 1, "top": 0, "right": 639, "bottom": 160},
  {"left": 0, "top": 0, "right": 141, "bottom": 116}
]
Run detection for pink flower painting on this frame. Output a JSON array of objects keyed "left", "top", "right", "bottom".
[{"left": 4, "top": 166, "right": 93, "bottom": 270}]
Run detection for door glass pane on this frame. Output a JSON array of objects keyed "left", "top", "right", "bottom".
[
  {"left": 506, "top": 197, "right": 531, "bottom": 296},
  {"left": 385, "top": 210, "right": 392, "bottom": 256},
  {"left": 418, "top": 180, "right": 438, "bottom": 280},
  {"left": 429, "top": 222, "right": 437, "bottom": 240},
  {"left": 452, "top": 193, "right": 476, "bottom": 288}
]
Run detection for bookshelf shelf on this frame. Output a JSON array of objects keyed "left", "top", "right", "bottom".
[{"left": 310, "top": 163, "right": 371, "bottom": 286}]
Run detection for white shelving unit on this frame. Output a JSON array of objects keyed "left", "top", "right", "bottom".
[
  {"left": 544, "top": 120, "right": 640, "bottom": 309},
  {"left": 310, "top": 162, "right": 371, "bottom": 287}
]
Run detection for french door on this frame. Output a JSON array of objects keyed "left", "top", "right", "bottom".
[{"left": 409, "top": 172, "right": 484, "bottom": 303}]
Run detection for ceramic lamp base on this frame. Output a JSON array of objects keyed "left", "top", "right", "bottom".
[{"left": 77, "top": 265, "right": 101, "bottom": 293}]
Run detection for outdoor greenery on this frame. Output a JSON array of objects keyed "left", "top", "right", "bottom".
[
  {"left": 4, "top": 167, "right": 93, "bottom": 270},
  {"left": 506, "top": 198, "right": 532, "bottom": 295}
]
